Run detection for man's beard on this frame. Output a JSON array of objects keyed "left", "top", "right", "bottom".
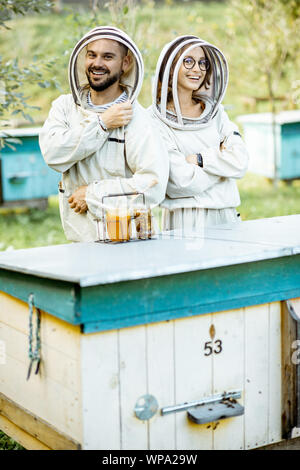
[{"left": 86, "top": 68, "right": 123, "bottom": 92}]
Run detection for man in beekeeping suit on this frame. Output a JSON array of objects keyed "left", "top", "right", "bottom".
[{"left": 40, "top": 26, "right": 168, "bottom": 242}]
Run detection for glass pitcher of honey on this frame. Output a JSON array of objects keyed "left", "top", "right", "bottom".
[{"left": 106, "top": 208, "right": 132, "bottom": 242}]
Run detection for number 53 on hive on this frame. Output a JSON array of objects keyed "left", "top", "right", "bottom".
[{"left": 204, "top": 339, "right": 223, "bottom": 356}]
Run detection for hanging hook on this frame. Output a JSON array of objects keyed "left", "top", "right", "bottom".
[{"left": 27, "top": 293, "right": 41, "bottom": 381}]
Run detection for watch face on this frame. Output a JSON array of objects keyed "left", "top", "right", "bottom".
[{"left": 197, "top": 153, "right": 203, "bottom": 167}]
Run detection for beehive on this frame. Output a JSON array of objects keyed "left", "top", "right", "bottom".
[
  {"left": 238, "top": 110, "right": 300, "bottom": 181},
  {"left": 0, "top": 128, "right": 60, "bottom": 207},
  {"left": 0, "top": 215, "right": 300, "bottom": 450}
]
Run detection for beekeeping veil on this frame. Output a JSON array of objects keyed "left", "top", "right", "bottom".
[
  {"left": 68, "top": 26, "right": 144, "bottom": 107},
  {"left": 152, "top": 35, "right": 228, "bottom": 130}
]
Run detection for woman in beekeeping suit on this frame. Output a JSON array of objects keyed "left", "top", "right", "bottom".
[{"left": 150, "top": 35, "right": 249, "bottom": 233}]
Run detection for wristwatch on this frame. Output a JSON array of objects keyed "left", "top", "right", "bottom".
[{"left": 196, "top": 153, "right": 203, "bottom": 167}]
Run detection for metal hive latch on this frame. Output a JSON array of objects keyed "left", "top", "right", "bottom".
[
  {"left": 161, "top": 390, "right": 244, "bottom": 425},
  {"left": 134, "top": 394, "right": 159, "bottom": 421}
]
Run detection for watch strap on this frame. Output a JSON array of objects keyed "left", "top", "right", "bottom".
[
  {"left": 98, "top": 116, "right": 108, "bottom": 132},
  {"left": 196, "top": 153, "right": 203, "bottom": 167}
]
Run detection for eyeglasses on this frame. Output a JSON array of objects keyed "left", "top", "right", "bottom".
[{"left": 182, "top": 57, "right": 210, "bottom": 71}]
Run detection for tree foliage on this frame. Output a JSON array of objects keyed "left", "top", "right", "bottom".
[
  {"left": 0, "top": 0, "right": 52, "bottom": 28},
  {"left": 0, "top": 0, "right": 57, "bottom": 149},
  {"left": 228, "top": 0, "right": 300, "bottom": 108},
  {"left": 227, "top": 0, "right": 300, "bottom": 184}
]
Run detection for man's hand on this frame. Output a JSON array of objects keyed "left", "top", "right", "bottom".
[
  {"left": 186, "top": 154, "right": 198, "bottom": 165},
  {"left": 101, "top": 100, "right": 133, "bottom": 129},
  {"left": 68, "top": 185, "right": 88, "bottom": 214}
]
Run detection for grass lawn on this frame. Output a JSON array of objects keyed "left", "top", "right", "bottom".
[
  {"left": 0, "top": 196, "right": 68, "bottom": 251},
  {"left": 237, "top": 173, "right": 300, "bottom": 220},
  {"left": 0, "top": 431, "right": 24, "bottom": 450},
  {"left": 0, "top": 173, "right": 299, "bottom": 252}
]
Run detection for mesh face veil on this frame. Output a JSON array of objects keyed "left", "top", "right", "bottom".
[
  {"left": 68, "top": 26, "right": 144, "bottom": 107},
  {"left": 152, "top": 35, "right": 229, "bottom": 130}
]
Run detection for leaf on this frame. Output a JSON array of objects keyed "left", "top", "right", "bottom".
[{"left": 22, "top": 112, "right": 34, "bottom": 123}]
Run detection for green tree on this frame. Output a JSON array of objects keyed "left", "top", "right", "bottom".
[
  {"left": 228, "top": 0, "right": 300, "bottom": 185},
  {"left": 0, "top": 0, "right": 52, "bottom": 28},
  {"left": 0, "top": 0, "right": 58, "bottom": 149}
]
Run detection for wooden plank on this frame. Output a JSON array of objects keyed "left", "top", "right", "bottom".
[
  {"left": 0, "top": 251, "right": 297, "bottom": 335},
  {"left": 268, "top": 302, "right": 282, "bottom": 445},
  {"left": 0, "top": 291, "right": 82, "bottom": 444},
  {"left": 212, "top": 308, "right": 245, "bottom": 450},
  {"left": 80, "top": 329, "right": 120, "bottom": 450},
  {"left": 288, "top": 298, "right": 300, "bottom": 428},
  {"left": 289, "top": 298, "right": 300, "bottom": 318},
  {"left": 281, "top": 300, "right": 297, "bottom": 438},
  {"left": 257, "top": 436, "right": 300, "bottom": 450},
  {"left": 0, "top": 321, "right": 80, "bottom": 392},
  {"left": 0, "top": 270, "right": 79, "bottom": 325},
  {"left": 244, "top": 304, "right": 269, "bottom": 449},
  {"left": 0, "top": 392, "right": 81, "bottom": 450},
  {"left": 147, "top": 320, "right": 175, "bottom": 450},
  {"left": 119, "top": 324, "right": 148, "bottom": 450},
  {"left": 0, "top": 354, "right": 82, "bottom": 442},
  {"left": 174, "top": 314, "right": 213, "bottom": 450},
  {"left": 0, "top": 292, "right": 81, "bottom": 360},
  {"left": 0, "top": 414, "right": 50, "bottom": 450},
  {"left": 79, "top": 254, "right": 300, "bottom": 333}
]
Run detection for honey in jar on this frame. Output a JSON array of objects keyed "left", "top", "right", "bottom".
[
  {"left": 106, "top": 209, "right": 131, "bottom": 242},
  {"left": 134, "top": 208, "right": 152, "bottom": 240}
]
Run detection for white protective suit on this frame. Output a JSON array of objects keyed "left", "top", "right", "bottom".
[
  {"left": 39, "top": 26, "right": 169, "bottom": 242},
  {"left": 149, "top": 35, "right": 249, "bottom": 230}
]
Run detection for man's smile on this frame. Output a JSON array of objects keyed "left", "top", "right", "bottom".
[{"left": 89, "top": 68, "right": 109, "bottom": 79}]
